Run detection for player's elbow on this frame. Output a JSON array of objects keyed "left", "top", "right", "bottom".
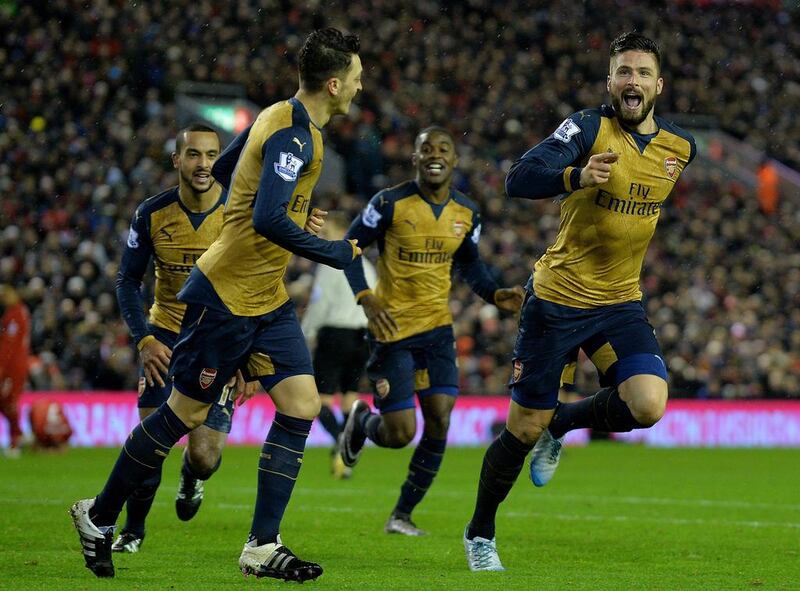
[
  {"left": 505, "top": 168, "right": 534, "bottom": 199},
  {"left": 252, "top": 211, "right": 280, "bottom": 242},
  {"left": 504, "top": 171, "right": 523, "bottom": 199}
]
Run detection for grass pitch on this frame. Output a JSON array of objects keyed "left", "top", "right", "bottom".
[{"left": 1, "top": 443, "right": 798, "bottom": 590}]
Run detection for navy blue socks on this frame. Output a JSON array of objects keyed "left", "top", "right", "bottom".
[
  {"left": 393, "top": 436, "right": 447, "bottom": 517},
  {"left": 468, "top": 428, "right": 533, "bottom": 540},
  {"left": 548, "top": 387, "right": 642, "bottom": 438},
  {"left": 249, "top": 413, "right": 312, "bottom": 545},
  {"left": 92, "top": 404, "right": 190, "bottom": 526}
]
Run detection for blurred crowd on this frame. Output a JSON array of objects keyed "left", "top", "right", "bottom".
[{"left": 1, "top": 0, "right": 798, "bottom": 398}]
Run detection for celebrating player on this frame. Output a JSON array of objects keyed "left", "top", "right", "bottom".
[
  {"left": 112, "top": 124, "right": 248, "bottom": 553},
  {"left": 464, "top": 32, "right": 695, "bottom": 571},
  {"left": 70, "top": 28, "right": 362, "bottom": 582},
  {"left": 340, "top": 126, "right": 524, "bottom": 536}
]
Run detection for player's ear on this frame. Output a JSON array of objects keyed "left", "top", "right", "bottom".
[
  {"left": 171, "top": 151, "right": 179, "bottom": 170},
  {"left": 606, "top": 75, "right": 611, "bottom": 93},
  {"left": 327, "top": 77, "right": 340, "bottom": 97},
  {"left": 656, "top": 76, "right": 664, "bottom": 96}
]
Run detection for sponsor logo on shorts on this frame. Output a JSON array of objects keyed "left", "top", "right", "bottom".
[
  {"left": 199, "top": 368, "right": 218, "bottom": 390},
  {"left": 512, "top": 359, "right": 523, "bottom": 382}
]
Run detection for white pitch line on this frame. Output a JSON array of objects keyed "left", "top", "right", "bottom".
[
  {"left": 213, "top": 501, "right": 800, "bottom": 531},
  {"left": 3, "top": 496, "right": 796, "bottom": 531},
  {"left": 280, "top": 486, "right": 800, "bottom": 513}
]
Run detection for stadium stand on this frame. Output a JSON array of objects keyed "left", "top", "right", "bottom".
[{"left": 0, "top": 1, "right": 797, "bottom": 397}]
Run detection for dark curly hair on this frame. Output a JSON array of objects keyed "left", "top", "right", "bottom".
[
  {"left": 298, "top": 28, "right": 360, "bottom": 92},
  {"left": 609, "top": 32, "right": 661, "bottom": 71}
]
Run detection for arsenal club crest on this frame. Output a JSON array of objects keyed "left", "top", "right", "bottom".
[
  {"left": 664, "top": 156, "right": 677, "bottom": 179},
  {"left": 453, "top": 219, "right": 466, "bottom": 237},
  {"left": 199, "top": 368, "right": 218, "bottom": 389},
  {"left": 512, "top": 359, "right": 523, "bottom": 383}
]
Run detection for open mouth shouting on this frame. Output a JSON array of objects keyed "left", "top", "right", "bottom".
[{"left": 622, "top": 91, "right": 643, "bottom": 112}]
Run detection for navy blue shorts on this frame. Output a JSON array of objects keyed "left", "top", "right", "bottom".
[
  {"left": 137, "top": 325, "right": 235, "bottom": 433},
  {"left": 169, "top": 300, "right": 313, "bottom": 405},
  {"left": 511, "top": 292, "right": 667, "bottom": 410},
  {"left": 366, "top": 325, "right": 458, "bottom": 414}
]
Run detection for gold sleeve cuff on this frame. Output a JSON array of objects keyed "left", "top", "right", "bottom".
[
  {"left": 137, "top": 335, "right": 156, "bottom": 351},
  {"left": 563, "top": 166, "right": 576, "bottom": 192},
  {"left": 355, "top": 289, "right": 373, "bottom": 303}
]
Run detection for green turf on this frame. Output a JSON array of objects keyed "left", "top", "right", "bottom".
[{"left": 1, "top": 443, "right": 798, "bottom": 590}]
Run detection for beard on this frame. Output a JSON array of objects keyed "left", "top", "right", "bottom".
[
  {"left": 181, "top": 170, "right": 214, "bottom": 194},
  {"left": 611, "top": 93, "right": 656, "bottom": 127}
]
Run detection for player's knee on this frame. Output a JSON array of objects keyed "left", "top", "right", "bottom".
[
  {"left": 187, "top": 445, "right": 223, "bottom": 478},
  {"left": 629, "top": 389, "right": 667, "bottom": 427},
  {"left": 384, "top": 424, "right": 416, "bottom": 448},
  {"left": 423, "top": 414, "right": 450, "bottom": 439},
  {"left": 277, "top": 395, "right": 321, "bottom": 420},
  {"left": 515, "top": 423, "right": 548, "bottom": 446}
]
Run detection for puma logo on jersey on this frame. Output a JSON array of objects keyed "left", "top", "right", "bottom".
[
  {"left": 159, "top": 227, "right": 174, "bottom": 241},
  {"left": 292, "top": 137, "right": 307, "bottom": 152}
]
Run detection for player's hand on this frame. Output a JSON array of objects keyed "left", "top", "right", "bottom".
[
  {"left": 347, "top": 239, "right": 362, "bottom": 258},
  {"left": 361, "top": 293, "right": 398, "bottom": 342},
  {"left": 579, "top": 152, "right": 619, "bottom": 188},
  {"left": 304, "top": 208, "right": 328, "bottom": 235},
  {"left": 140, "top": 338, "right": 172, "bottom": 388},
  {"left": 230, "top": 370, "right": 258, "bottom": 406},
  {"left": 494, "top": 285, "right": 525, "bottom": 312}
]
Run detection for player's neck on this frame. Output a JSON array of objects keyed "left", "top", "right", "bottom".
[
  {"left": 626, "top": 112, "right": 658, "bottom": 135},
  {"left": 294, "top": 91, "right": 331, "bottom": 128},
  {"left": 178, "top": 183, "right": 221, "bottom": 213},
  {"left": 417, "top": 179, "right": 451, "bottom": 204}
]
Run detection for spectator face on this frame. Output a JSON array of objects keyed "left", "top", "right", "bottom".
[
  {"left": 331, "top": 54, "right": 363, "bottom": 116},
  {"left": 171, "top": 131, "right": 220, "bottom": 195},
  {"left": 607, "top": 50, "right": 663, "bottom": 127},
  {"left": 413, "top": 130, "right": 458, "bottom": 190}
]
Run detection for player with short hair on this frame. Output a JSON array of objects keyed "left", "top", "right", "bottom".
[
  {"left": 112, "top": 124, "right": 245, "bottom": 553},
  {"left": 70, "top": 28, "right": 363, "bottom": 582},
  {"left": 340, "top": 126, "right": 524, "bottom": 536},
  {"left": 300, "top": 211, "right": 375, "bottom": 479},
  {"left": 464, "top": 32, "right": 696, "bottom": 571}
]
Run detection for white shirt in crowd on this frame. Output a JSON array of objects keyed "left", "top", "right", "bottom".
[{"left": 301, "top": 259, "right": 377, "bottom": 345}]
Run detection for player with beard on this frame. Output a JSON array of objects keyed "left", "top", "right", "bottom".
[
  {"left": 464, "top": 32, "right": 695, "bottom": 571},
  {"left": 340, "top": 127, "right": 524, "bottom": 536}
]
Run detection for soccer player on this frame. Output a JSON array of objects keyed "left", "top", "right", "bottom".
[
  {"left": 112, "top": 124, "right": 249, "bottom": 553},
  {"left": 464, "top": 32, "right": 695, "bottom": 571},
  {"left": 300, "top": 212, "right": 376, "bottom": 479},
  {"left": 0, "top": 284, "right": 30, "bottom": 458},
  {"left": 70, "top": 28, "right": 363, "bottom": 582},
  {"left": 340, "top": 127, "right": 524, "bottom": 536}
]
